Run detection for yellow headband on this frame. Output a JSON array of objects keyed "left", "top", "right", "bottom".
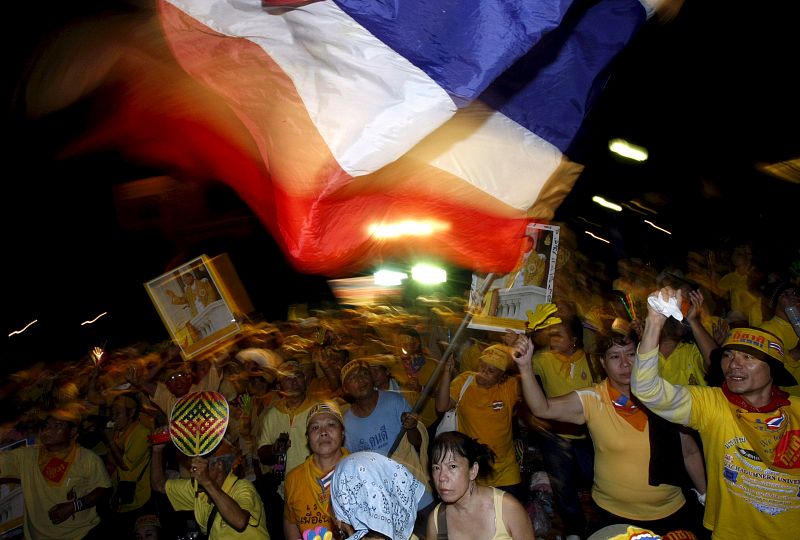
[
  {"left": 340, "top": 359, "right": 369, "bottom": 382},
  {"left": 480, "top": 344, "right": 511, "bottom": 371},
  {"left": 306, "top": 400, "right": 345, "bottom": 429}
]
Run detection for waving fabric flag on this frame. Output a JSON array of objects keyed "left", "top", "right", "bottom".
[{"left": 66, "top": 0, "right": 657, "bottom": 275}]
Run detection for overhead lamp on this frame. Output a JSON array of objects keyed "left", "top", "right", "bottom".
[
  {"left": 592, "top": 195, "right": 623, "bottom": 212},
  {"left": 411, "top": 263, "right": 447, "bottom": 284},
  {"left": 374, "top": 269, "right": 408, "bottom": 286},
  {"left": 609, "top": 138, "right": 648, "bottom": 162}
]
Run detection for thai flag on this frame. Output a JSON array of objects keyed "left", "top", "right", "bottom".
[
  {"left": 768, "top": 340, "right": 784, "bottom": 356},
  {"left": 765, "top": 413, "right": 785, "bottom": 430},
  {"left": 77, "top": 0, "right": 655, "bottom": 275}
]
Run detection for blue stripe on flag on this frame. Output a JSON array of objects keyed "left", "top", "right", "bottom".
[
  {"left": 334, "top": 0, "right": 646, "bottom": 152},
  {"left": 481, "top": 0, "right": 647, "bottom": 153},
  {"left": 334, "top": 0, "right": 577, "bottom": 105}
]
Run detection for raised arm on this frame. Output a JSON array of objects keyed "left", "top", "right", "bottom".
[
  {"left": 435, "top": 355, "right": 456, "bottom": 413},
  {"left": 631, "top": 288, "right": 693, "bottom": 425},
  {"left": 192, "top": 457, "right": 251, "bottom": 532},
  {"left": 150, "top": 441, "right": 168, "bottom": 494},
  {"left": 511, "top": 337, "right": 585, "bottom": 425},
  {"left": 685, "top": 289, "right": 717, "bottom": 371}
]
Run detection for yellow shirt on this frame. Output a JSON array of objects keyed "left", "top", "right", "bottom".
[
  {"left": 533, "top": 350, "right": 594, "bottom": 397},
  {"left": 0, "top": 445, "right": 112, "bottom": 540},
  {"left": 256, "top": 397, "right": 315, "bottom": 479},
  {"left": 284, "top": 452, "right": 347, "bottom": 535},
  {"left": 533, "top": 349, "right": 594, "bottom": 438},
  {"left": 759, "top": 316, "right": 798, "bottom": 351},
  {"left": 577, "top": 383, "right": 685, "bottom": 521},
  {"left": 659, "top": 342, "right": 707, "bottom": 387},
  {"left": 452, "top": 372, "right": 521, "bottom": 487},
  {"left": 717, "top": 272, "right": 762, "bottom": 326},
  {"left": 166, "top": 472, "right": 269, "bottom": 539},
  {"left": 113, "top": 421, "right": 152, "bottom": 512},
  {"left": 760, "top": 317, "right": 800, "bottom": 395},
  {"left": 687, "top": 386, "right": 800, "bottom": 539}
]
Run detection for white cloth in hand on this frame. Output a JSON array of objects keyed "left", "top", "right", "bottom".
[{"left": 647, "top": 294, "right": 683, "bottom": 321}]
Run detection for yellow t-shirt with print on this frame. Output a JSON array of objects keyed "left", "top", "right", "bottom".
[
  {"left": 687, "top": 386, "right": 800, "bottom": 539},
  {"left": 0, "top": 445, "right": 112, "bottom": 540},
  {"left": 452, "top": 372, "right": 521, "bottom": 487},
  {"left": 284, "top": 451, "right": 348, "bottom": 535}
]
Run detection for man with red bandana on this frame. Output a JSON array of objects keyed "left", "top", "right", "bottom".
[
  {"left": 632, "top": 287, "right": 800, "bottom": 539},
  {"left": 0, "top": 403, "right": 111, "bottom": 539}
]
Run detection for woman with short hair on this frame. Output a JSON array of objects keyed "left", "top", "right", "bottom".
[{"left": 426, "top": 431, "right": 535, "bottom": 540}]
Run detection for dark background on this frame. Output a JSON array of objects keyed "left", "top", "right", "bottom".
[{"left": 3, "top": 1, "right": 798, "bottom": 371}]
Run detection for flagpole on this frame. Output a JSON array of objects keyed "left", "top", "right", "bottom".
[{"left": 388, "top": 272, "right": 496, "bottom": 457}]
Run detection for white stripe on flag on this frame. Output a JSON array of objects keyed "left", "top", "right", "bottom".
[
  {"left": 410, "top": 102, "right": 564, "bottom": 211},
  {"left": 166, "top": 0, "right": 455, "bottom": 176}
]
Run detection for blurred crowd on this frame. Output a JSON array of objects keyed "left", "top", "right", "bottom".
[{"left": 0, "top": 239, "right": 798, "bottom": 540}]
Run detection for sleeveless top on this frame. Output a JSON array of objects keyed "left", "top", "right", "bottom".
[{"left": 432, "top": 486, "right": 512, "bottom": 540}]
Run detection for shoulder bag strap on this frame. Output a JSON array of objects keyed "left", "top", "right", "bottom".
[
  {"left": 114, "top": 455, "right": 150, "bottom": 483},
  {"left": 136, "top": 455, "right": 152, "bottom": 482},
  {"left": 205, "top": 505, "right": 219, "bottom": 538},
  {"left": 436, "top": 503, "right": 448, "bottom": 540},
  {"left": 455, "top": 375, "right": 474, "bottom": 407},
  {"left": 205, "top": 479, "right": 237, "bottom": 536}
]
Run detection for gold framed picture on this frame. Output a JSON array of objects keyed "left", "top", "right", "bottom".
[
  {"left": 467, "top": 223, "right": 560, "bottom": 332},
  {"left": 145, "top": 255, "right": 241, "bottom": 359}
]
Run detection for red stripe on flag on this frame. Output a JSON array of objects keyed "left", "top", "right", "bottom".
[{"left": 67, "top": 3, "right": 535, "bottom": 274}]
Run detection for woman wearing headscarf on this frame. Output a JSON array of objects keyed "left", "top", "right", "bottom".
[{"left": 330, "top": 452, "right": 425, "bottom": 540}]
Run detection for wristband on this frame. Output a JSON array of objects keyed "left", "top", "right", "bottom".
[{"left": 73, "top": 497, "right": 84, "bottom": 514}]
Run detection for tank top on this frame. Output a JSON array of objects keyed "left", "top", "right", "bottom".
[{"left": 432, "top": 487, "right": 512, "bottom": 540}]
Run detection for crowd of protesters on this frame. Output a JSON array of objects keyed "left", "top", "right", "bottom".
[{"left": 1, "top": 240, "right": 798, "bottom": 540}]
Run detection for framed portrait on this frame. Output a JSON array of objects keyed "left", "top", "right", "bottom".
[
  {"left": 467, "top": 223, "right": 560, "bottom": 333},
  {"left": 145, "top": 255, "right": 243, "bottom": 359}
]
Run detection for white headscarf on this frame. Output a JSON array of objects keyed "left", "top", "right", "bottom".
[{"left": 331, "top": 452, "right": 424, "bottom": 540}]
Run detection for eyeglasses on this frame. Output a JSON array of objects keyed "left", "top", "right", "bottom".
[{"left": 168, "top": 372, "right": 190, "bottom": 382}]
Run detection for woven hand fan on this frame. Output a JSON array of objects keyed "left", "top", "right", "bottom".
[{"left": 169, "top": 391, "right": 229, "bottom": 456}]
